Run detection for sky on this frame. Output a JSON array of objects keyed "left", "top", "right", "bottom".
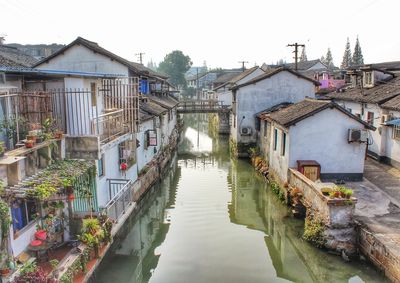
[{"left": 1, "top": 0, "right": 400, "bottom": 69}]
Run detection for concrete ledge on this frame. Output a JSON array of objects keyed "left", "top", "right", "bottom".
[
  {"left": 321, "top": 173, "right": 363, "bottom": 182},
  {"left": 65, "top": 136, "right": 100, "bottom": 160}
]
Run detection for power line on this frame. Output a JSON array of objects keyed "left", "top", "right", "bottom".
[{"left": 287, "top": 43, "right": 305, "bottom": 70}]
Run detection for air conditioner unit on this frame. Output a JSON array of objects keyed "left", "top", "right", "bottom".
[
  {"left": 348, "top": 129, "right": 368, "bottom": 143},
  {"left": 240, "top": 127, "right": 252, "bottom": 136}
]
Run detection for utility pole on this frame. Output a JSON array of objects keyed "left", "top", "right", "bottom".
[
  {"left": 238, "top": 61, "right": 248, "bottom": 71},
  {"left": 135, "top": 52, "right": 145, "bottom": 64},
  {"left": 287, "top": 43, "right": 305, "bottom": 70}
]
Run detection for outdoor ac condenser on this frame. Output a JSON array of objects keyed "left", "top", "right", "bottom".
[
  {"left": 240, "top": 127, "right": 252, "bottom": 136},
  {"left": 348, "top": 129, "right": 368, "bottom": 142}
]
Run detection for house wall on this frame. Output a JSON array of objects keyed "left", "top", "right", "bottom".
[
  {"left": 97, "top": 135, "right": 138, "bottom": 207},
  {"left": 288, "top": 108, "right": 367, "bottom": 181},
  {"left": 382, "top": 109, "right": 400, "bottom": 167},
  {"left": 137, "top": 118, "right": 161, "bottom": 171},
  {"left": 268, "top": 126, "right": 290, "bottom": 183},
  {"left": 10, "top": 222, "right": 37, "bottom": 256},
  {"left": 36, "top": 45, "right": 129, "bottom": 76},
  {"left": 336, "top": 100, "right": 381, "bottom": 159},
  {"left": 216, "top": 68, "right": 264, "bottom": 107},
  {"left": 232, "top": 71, "right": 315, "bottom": 144}
]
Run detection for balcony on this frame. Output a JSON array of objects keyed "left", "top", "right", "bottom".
[{"left": 91, "top": 109, "right": 129, "bottom": 145}]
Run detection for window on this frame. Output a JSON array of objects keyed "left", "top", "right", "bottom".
[
  {"left": 90, "top": 82, "right": 97, "bottom": 107},
  {"left": 281, "top": 132, "right": 286, "bottom": 156},
  {"left": 263, "top": 121, "right": 268, "bottom": 137},
  {"left": 393, "top": 125, "right": 400, "bottom": 140},
  {"left": 273, "top": 128, "right": 278, "bottom": 151},
  {"left": 11, "top": 199, "right": 38, "bottom": 235},
  {"left": 364, "top": 72, "right": 373, "bottom": 86},
  {"left": 367, "top": 111, "right": 374, "bottom": 126},
  {"left": 98, "top": 154, "right": 105, "bottom": 177}
]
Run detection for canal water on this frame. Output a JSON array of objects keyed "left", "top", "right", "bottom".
[{"left": 93, "top": 114, "right": 386, "bottom": 283}]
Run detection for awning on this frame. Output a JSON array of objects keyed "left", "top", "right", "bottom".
[{"left": 385, "top": 118, "right": 400, "bottom": 126}]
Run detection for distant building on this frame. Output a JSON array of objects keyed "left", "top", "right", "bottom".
[{"left": 5, "top": 43, "right": 65, "bottom": 60}]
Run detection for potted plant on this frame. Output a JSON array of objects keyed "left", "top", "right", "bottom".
[
  {"left": 54, "top": 130, "right": 63, "bottom": 139},
  {"left": 25, "top": 140, "right": 34, "bottom": 148},
  {"left": 0, "top": 252, "right": 10, "bottom": 277}
]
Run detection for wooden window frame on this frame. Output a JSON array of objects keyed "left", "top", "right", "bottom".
[{"left": 393, "top": 125, "right": 400, "bottom": 140}]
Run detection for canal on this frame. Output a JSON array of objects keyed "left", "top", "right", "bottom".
[{"left": 93, "top": 114, "right": 386, "bottom": 283}]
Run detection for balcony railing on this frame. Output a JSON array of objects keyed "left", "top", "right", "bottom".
[
  {"left": 102, "top": 179, "right": 136, "bottom": 222},
  {"left": 91, "top": 109, "right": 129, "bottom": 144}
]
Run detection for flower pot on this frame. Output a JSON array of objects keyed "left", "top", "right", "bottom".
[
  {"left": 25, "top": 141, "right": 34, "bottom": 148},
  {"left": 36, "top": 137, "right": 44, "bottom": 144},
  {"left": 54, "top": 131, "right": 63, "bottom": 139},
  {"left": 0, "top": 268, "right": 10, "bottom": 277}
]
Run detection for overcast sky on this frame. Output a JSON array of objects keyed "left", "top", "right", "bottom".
[{"left": 1, "top": 0, "right": 399, "bottom": 69}]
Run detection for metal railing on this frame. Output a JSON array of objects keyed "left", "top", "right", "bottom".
[
  {"left": 91, "top": 109, "right": 128, "bottom": 144},
  {"left": 102, "top": 179, "right": 135, "bottom": 222},
  {"left": 177, "top": 99, "right": 229, "bottom": 113}
]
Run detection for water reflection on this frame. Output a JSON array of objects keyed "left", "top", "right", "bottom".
[{"left": 94, "top": 114, "right": 385, "bottom": 283}]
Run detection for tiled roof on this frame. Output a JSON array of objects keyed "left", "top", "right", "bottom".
[
  {"left": 381, "top": 95, "right": 400, "bottom": 111},
  {"left": 276, "top": 59, "right": 327, "bottom": 71},
  {"left": 0, "top": 45, "right": 38, "bottom": 67},
  {"left": 33, "top": 37, "right": 167, "bottom": 79},
  {"left": 140, "top": 99, "right": 168, "bottom": 116},
  {"left": 328, "top": 76, "right": 400, "bottom": 104},
  {"left": 139, "top": 109, "right": 154, "bottom": 121},
  {"left": 213, "top": 72, "right": 242, "bottom": 84},
  {"left": 213, "top": 67, "right": 260, "bottom": 91},
  {"left": 231, "top": 67, "right": 320, "bottom": 90},
  {"left": 260, "top": 98, "right": 375, "bottom": 130},
  {"left": 349, "top": 61, "right": 400, "bottom": 72},
  {"left": 148, "top": 94, "right": 179, "bottom": 109}
]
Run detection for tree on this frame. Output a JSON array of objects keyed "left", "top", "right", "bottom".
[
  {"left": 158, "top": 51, "right": 192, "bottom": 88},
  {"left": 340, "top": 37, "right": 352, "bottom": 69},
  {"left": 320, "top": 55, "right": 325, "bottom": 64},
  {"left": 300, "top": 46, "right": 308, "bottom": 62},
  {"left": 146, "top": 59, "right": 157, "bottom": 71},
  {"left": 352, "top": 36, "right": 364, "bottom": 65},
  {"left": 325, "top": 48, "right": 334, "bottom": 69}
]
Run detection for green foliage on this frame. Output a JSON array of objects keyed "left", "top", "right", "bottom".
[
  {"left": 26, "top": 182, "right": 57, "bottom": 200},
  {"left": 49, "top": 259, "right": 59, "bottom": 270},
  {"left": 248, "top": 146, "right": 260, "bottom": 158},
  {"left": 20, "top": 261, "right": 37, "bottom": 275},
  {"left": 352, "top": 36, "right": 364, "bottom": 65},
  {"left": 303, "top": 217, "right": 326, "bottom": 248},
  {"left": 229, "top": 138, "right": 237, "bottom": 156},
  {"left": 328, "top": 186, "right": 353, "bottom": 199},
  {"left": 0, "top": 142, "right": 5, "bottom": 155},
  {"left": 0, "top": 199, "right": 11, "bottom": 251},
  {"left": 300, "top": 46, "right": 307, "bottom": 62},
  {"left": 341, "top": 37, "right": 352, "bottom": 69},
  {"left": 158, "top": 50, "right": 192, "bottom": 88},
  {"left": 270, "top": 182, "right": 285, "bottom": 201}
]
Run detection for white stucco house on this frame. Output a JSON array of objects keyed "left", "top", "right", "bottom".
[
  {"left": 30, "top": 37, "right": 178, "bottom": 207},
  {"left": 329, "top": 66, "right": 400, "bottom": 169},
  {"left": 258, "top": 98, "right": 375, "bottom": 183},
  {"left": 229, "top": 67, "right": 319, "bottom": 154},
  {"left": 213, "top": 66, "right": 265, "bottom": 107}
]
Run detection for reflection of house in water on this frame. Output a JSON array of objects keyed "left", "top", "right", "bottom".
[
  {"left": 94, "top": 155, "right": 180, "bottom": 283},
  {"left": 227, "top": 159, "right": 379, "bottom": 283}
]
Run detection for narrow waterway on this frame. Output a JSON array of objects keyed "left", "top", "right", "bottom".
[{"left": 93, "top": 114, "right": 386, "bottom": 283}]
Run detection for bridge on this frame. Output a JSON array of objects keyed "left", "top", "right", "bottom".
[{"left": 177, "top": 99, "right": 230, "bottom": 113}]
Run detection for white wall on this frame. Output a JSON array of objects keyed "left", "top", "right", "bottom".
[
  {"left": 36, "top": 45, "right": 129, "bottom": 76},
  {"left": 336, "top": 100, "right": 381, "bottom": 157},
  {"left": 10, "top": 222, "right": 37, "bottom": 256},
  {"left": 288, "top": 108, "right": 367, "bottom": 175},
  {"left": 268, "top": 126, "right": 290, "bottom": 182},
  {"left": 97, "top": 135, "right": 138, "bottom": 207},
  {"left": 137, "top": 118, "right": 161, "bottom": 171},
  {"left": 233, "top": 71, "right": 315, "bottom": 144},
  {"left": 383, "top": 109, "right": 400, "bottom": 165}
]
